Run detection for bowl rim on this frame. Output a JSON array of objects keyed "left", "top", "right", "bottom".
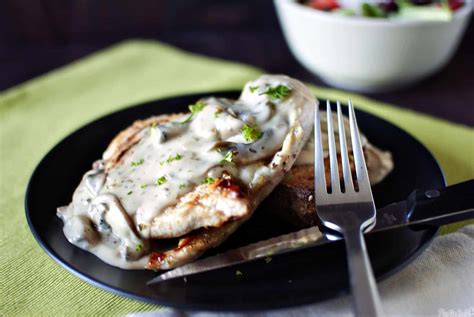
[{"left": 275, "top": 0, "right": 473, "bottom": 26}]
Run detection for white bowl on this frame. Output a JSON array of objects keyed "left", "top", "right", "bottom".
[{"left": 274, "top": 0, "right": 472, "bottom": 92}]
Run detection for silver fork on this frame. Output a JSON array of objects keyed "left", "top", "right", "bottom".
[{"left": 314, "top": 100, "right": 384, "bottom": 317}]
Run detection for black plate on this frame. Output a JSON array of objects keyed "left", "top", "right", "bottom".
[{"left": 25, "top": 92, "right": 445, "bottom": 311}]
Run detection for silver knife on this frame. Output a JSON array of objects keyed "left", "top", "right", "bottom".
[{"left": 147, "top": 180, "right": 474, "bottom": 285}]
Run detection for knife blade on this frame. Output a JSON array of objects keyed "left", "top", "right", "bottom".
[{"left": 147, "top": 180, "right": 474, "bottom": 285}]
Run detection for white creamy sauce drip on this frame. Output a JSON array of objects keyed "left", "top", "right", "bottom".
[
  {"left": 295, "top": 112, "right": 393, "bottom": 185},
  {"left": 295, "top": 112, "right": 368, "bottom": 166},
  {"left": 57, "top": 75, "right": 314, "bottom": 269}
]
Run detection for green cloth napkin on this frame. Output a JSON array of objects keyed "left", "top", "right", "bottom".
[{"left": 1, "top": 40, "right": 472, "bottom": 316}]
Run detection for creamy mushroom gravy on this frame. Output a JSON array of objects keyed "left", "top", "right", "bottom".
[
  {"left": 295, "top": 112, "right": 393, "bottom": 184},
  {"left": 57, "top": 75, "right": 315, "bottom": 269}
]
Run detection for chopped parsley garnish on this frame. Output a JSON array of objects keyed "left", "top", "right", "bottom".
[
  {"left": 249, "top": 86, "right": 259, "bottom": 93},
  {"left": 179, "top": 101, "right": 206, "bottom": 124},
  {"left": 140, "top": 184, "right": 148, "bottom": 189},
  {"left": 136, "top": 244, "right": 143, "bottom": 252},
  {"left": 131, "top": 159, "right": 144, "bottom": 167},
  {"left": 241, "top": 124, "right": 262, "bottom": 143},
  {"left": 214, "top": 110, "right": 221, "bottom": 118},
  {"left": 265, "top": 257, "right": 272, "bottom": 264},
  {"left": 189, "top": 101, "right": 206, "bottom": 113},
  {"left": 168, "top": 153, "right": 182, "bottom": 163},
  {"left": 220, "top": 151, "right": 235, "bottom": 165},
  {"left": 179, "top": 116, "right": 192, "bottom": 125},
  {"left": 178, "top": 183, "right": 187, "bottom": 189},
  {"left": 160, "top": 153, "right": 182, "bottom": 165},
  {"left": 156, "top": 176, "right": 167, "bottom": 186},
  {"left": 127, "top": 191, "right": 133, "bottom": 195},
  {"left": 203, "top": 177, "right": 215, "bottom": 184},
  {"left": 236, "top": 270, "right": 243, "bottom": 277},
  {"left": 260, "top": 85, "right": 291, "bottom": 101}
]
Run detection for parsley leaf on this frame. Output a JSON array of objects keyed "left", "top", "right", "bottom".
[
  {"left": 131, "top": 159, "right": 144, "bottom": 167},
  {"left": 241, "top": 124, "right": 262, "bottom": 143},
  {"left": 127, "top": 191, "right": 133, "bottom": 195},
  {"left": 179, "top": 101, "right": 206, "bottom": 124},
  {"left": 249, "top": 86, "right": 259, "bottom": 93},
  {"left": 179, "top": 116, "right": 193, "bottom": 125},
  {"left": 140, "top": 184, "right": 148, "bottom": 189},
  {"left": 178, "top": 183, "right": 187, "bottom": 189},
  {"left": 167, "top": 153, "right": 182, "bottom": 163},
  {"left": 136, "top": 244, "right": 143, "bottom": 252},
  {"left": 260, "top": 85, "right": 291, "bottom": 101},
  {"left": 203, "top": 177, "right": 215, "bottom": 184},
  {"left": 156, "top": 176, "right": 167, "bottom": 186},
  {"left": 220, "top": 151, "right": 235, "bottom": 165},
  {"left": 160, "top": 153, "right": 182, "bottom": 166},
  {"left": 189, "top": 101, "right": 206, "bottom": 114}
]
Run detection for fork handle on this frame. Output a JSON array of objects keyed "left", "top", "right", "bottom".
[{"left": 344, "top": 227, "right": 384, "bottom": 317}]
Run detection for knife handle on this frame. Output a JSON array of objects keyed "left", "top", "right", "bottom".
[{"left": 407, "top": 179, "right": 474, "bottom": 227}]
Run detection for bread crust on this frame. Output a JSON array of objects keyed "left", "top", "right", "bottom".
[{"left": 264, "top": 146, "right": 392, "bottom": 228}]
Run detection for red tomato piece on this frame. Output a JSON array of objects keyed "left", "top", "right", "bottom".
[
  {"left": 448, "top": 0, "right": 464, "bottom": 10},
  {"left": 309, "top": 0, "right": 341, "bottom": 11}
]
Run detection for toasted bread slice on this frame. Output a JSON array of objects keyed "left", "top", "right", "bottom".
[{"left": 265, "top": 143, "right": 393, "bottom": 228}]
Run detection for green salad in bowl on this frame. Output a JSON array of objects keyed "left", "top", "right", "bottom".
[
  {"left": 299, "top": 0, "right": 466, "bottom": 21},
  {"left": 275, "top": 0, "right": 471, "bottom": 92}
]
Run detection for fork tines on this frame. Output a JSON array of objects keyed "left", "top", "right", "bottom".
[
  {"left": 314, "top": 100, "right": 373, "bottom": 203},
  {"left": 314, "top": 100, "right": 382, "bottom": 316}
]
